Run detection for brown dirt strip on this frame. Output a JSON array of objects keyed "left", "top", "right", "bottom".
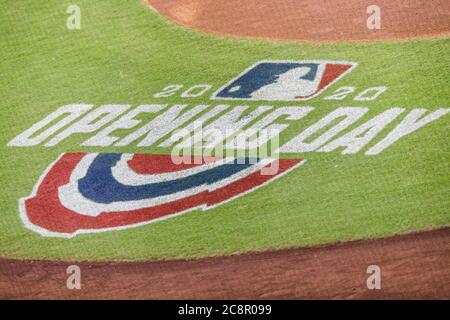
[
  {"left": 0, "top": 228, "right": 449, "bottom": 299},
  {"left": 146, "top": 0, "right": 450, "bottom": 42}
]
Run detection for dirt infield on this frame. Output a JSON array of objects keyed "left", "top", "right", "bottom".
[
  {"left": 1, "top": 2, "right": 448, "bottom": 301},
  {"left": 146, "top": 0, "right": 450, "bottom": 42},
  {"left": 1, "top": 228, "right": 448, "bottom": 299}
]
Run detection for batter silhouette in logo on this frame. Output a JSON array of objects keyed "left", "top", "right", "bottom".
[{"left": 212, "top": 60, "right": 356, "bottom": 101}]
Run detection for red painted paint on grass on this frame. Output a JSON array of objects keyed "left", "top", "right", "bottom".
[
  {"left": 295, "top": 63, "right": 353, "bottom": 99},
  {"left": 23, "top": 153, "right": 302, "bottom": 236}
]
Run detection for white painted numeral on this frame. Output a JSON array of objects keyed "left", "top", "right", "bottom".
[
  {"left": 323, "top": 86, "right": 356, "bottom": 100},
  {"left": 154, "top": 84, "right": 212, "bottom": 98},
  {"left": 180, "top": 84, "right": 212, "bottom": 98},
  {"left": 324, "top": 86, "right": 387, "bottom": 101},
  {"left": 354, "top": 86, "right": 387, "bottom": 101},
  {"left": 153, "top": 84, "right": 184, "bottom": 98}
]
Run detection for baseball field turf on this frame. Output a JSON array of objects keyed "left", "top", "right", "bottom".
[{"left": 0, "top": 0, "right": 449, "bottom": 299}]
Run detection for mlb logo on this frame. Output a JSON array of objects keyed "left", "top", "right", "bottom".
[{"left": 212, "top": 60, "right": 357, "bottom": 101}]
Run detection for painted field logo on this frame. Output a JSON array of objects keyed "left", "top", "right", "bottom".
[
  {"left": 212, "top": 60, "right": 356, "bottom": 101},
  {"left": 21, "top": 153, "right": 303, "bottom": 237},
  {"left": 11, "top": 57, "right": 449, "bottom": 238}
]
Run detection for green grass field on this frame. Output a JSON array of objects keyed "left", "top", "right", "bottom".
[{"left": 0, "top": 0, "right": 449, "bottom": 261}]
